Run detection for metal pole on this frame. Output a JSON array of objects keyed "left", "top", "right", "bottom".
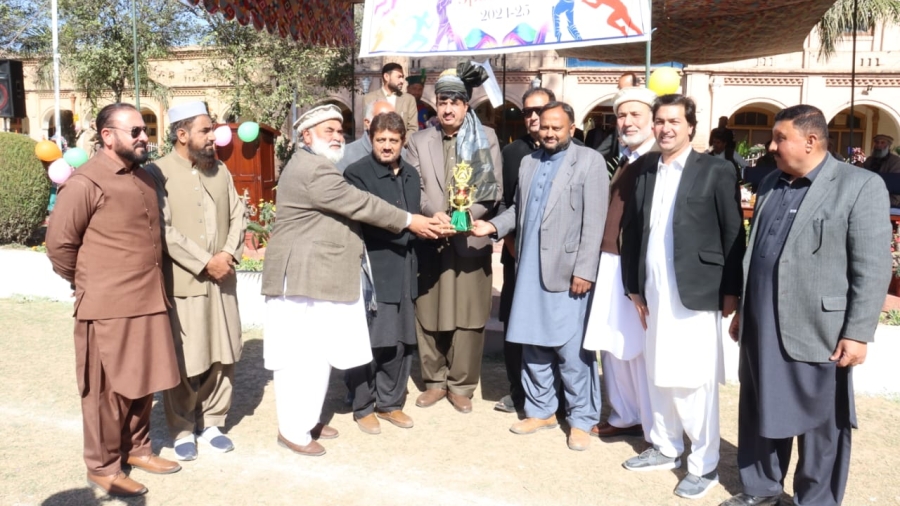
[
  {"left": 502, "top": 54, "right": 507, "bottom": 143},
  {"left": 644, "top": 1, "right": 652, "bottom": 85},
  {"left": 132, "top": 0, "right": 140, "bottom": 108},
  {"left": 350, "top": 5, "right": 356, "bottom": 141},
  {"left": 849, "top": 0, "right": 857, "bottom": 156},
  {"left": 51, "top": 0, "right": 61, "bottom": 148}
]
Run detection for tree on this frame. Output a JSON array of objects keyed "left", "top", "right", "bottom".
[
  {"left": 0, "top": 0, "right": 48, "bottom": 54},
  {"left": 200, "top": 12, "right": 353, "bottom": 130},
  {"left": 816, "top": 0, "right": 900, "bottom": 60},
  {"left": 16, "top": 0, "right": 203, "bottom": 110}
]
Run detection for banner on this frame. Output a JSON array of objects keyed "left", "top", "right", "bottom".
[{"left": 359, "top": 0, "right": 650, "bottom": 58}]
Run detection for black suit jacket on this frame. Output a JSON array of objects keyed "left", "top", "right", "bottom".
[
  {"left": 344, "top": 154, "right": 421, "bottom": 303},
  {"left": 622, "top": 149, "right": 745, "bottom": 311}
]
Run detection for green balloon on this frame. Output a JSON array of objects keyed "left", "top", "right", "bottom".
[
  {"left": 63, "top": 147, "right": 89, "bottom": 168},
  {"left": 237, "top": 122, "right": 260, "bottom": 143}
]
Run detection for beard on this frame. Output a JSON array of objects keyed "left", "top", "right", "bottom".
[
  {"left": 873, "top": 147, "right": 890, "bottom": 159},
  {"left": 115, "top": 140, "right": 148, "bottom": 165},
  {"left": 543, "top": 138, "right": 571, "bottom": 155},
  {"left": 310, "top": 134, "right": 345, "bottom": 164},
  {"left": 189, "top": 142, "right": 217, "bottom": 171},
  {"left": 387, "top": 81, "right": 402, "bottom": 94},
  {"left": 620, "top": 128, "right": 652, "bottom": 149}
]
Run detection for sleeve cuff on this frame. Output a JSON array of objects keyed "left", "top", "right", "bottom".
[{"left": 405, "top": 212, "right": 412, "bottom": 228}]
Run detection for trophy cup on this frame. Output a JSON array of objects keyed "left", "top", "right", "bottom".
[{"left": 448, "top": 161, "right": 477, "bottom": 232}]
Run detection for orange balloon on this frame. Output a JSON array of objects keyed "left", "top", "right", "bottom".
[{"left": 35, "top": 140, "right": 63, "bottom": 162}]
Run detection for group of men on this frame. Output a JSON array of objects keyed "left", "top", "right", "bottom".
[{"left": 46, "top": 59, "right": 890, "bottom": 506}]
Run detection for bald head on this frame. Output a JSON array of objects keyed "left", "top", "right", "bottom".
[{"left": 364, "top": 100, "right": 395, "bottom": 131}]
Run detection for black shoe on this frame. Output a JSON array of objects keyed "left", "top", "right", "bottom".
[{"left": 718, "top": 493, "right": 781, "bottom": 506}]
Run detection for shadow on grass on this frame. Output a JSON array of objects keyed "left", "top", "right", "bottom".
[{"left": 42, "top": 487, "right": 147, "bottom": 505}]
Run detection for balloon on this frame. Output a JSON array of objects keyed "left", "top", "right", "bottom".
[
  {"left": 237, "top": 122, "right": 260, "bottom": 143},
  {"left": 647, "top": 67, "right": 682, "bottom": 96},
  {"left": 35, "top": 140, "right": 63, "bottom": 162},
  {"left": 214, "top": 125, "right": 233, "bottom": 147},
  {"left": 63, "top": 147, "right": 89, "bottom": 168},
  {"left": 48, "top": 158, "right": 73, "bottom": 185}
]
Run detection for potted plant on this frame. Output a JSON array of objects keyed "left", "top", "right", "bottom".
[{"left": 890, "top": 227, "right": 900, "bottom": 297}]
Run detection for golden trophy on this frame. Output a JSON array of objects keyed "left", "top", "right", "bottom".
[{"left": 448, "top": 161, "right": 477, "bottom": 232}]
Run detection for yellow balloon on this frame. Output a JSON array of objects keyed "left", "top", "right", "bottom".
[
  {"left": 648, "top": 67, "right": 681, "bottom": 96},
  {"left": 35, "top": 140, "right": 63, "bottom": 162}
]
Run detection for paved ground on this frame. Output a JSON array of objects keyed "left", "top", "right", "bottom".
[{"left": 2, "top": 298, "right": 899, "bottom": 506}]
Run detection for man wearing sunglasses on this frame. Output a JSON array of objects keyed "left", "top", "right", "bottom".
[
  {"left": 145, "top": 101, "right": 247, "bottom": 462},
  {"left": 47, "top": 102, "right": 182, "bottom": 497}
]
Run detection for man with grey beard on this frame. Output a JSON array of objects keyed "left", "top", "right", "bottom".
[
  {"left": 262, "top": 104, "right": 445, "bottom": 456},
  {"left": 145, "top": 101, "right": 247, "bottom": 462},
  {"left": 583, "top": 86, "right": 657, "bottom": 443},
  {"left": 861, "top": 134, "right": 900, "bottom": 206}
]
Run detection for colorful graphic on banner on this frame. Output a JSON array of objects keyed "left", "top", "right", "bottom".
[{"left": 360, "top": 0, "right": 650, "bottom": 57}]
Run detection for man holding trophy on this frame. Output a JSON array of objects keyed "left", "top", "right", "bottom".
[{"left": 406, "top": 64, "right": 503, "bottom": 414}]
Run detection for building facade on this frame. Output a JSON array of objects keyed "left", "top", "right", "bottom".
[{"left": 8, "top": 23, "right": 899, "bottom": 158}]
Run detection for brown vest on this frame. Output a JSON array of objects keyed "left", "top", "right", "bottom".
[
  {"left": 72, "top": 155, "right": 168, "bottom": 319},
  {"left": 149, "top": 152, "right": 232, "bottom": 297}
]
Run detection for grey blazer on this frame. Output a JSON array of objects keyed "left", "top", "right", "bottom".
[
  {"left": 261, "top": 149, "right": 408, "bottom": 302},
  {"left": 406, "top": 124, "right": 503, "bottom": 257},
  {"left": 491, "top": 144, "right": 607, "bottom": 292},
  {"left": 739, "top": 155, "right": 892, "bottom": 362}
]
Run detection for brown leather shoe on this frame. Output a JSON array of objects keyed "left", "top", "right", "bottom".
[
  {"left": 447, "top": 391, "right": 473, "bottom": 413},
  {"left": 567, "top": 428, "right": 592, "bottom": 451},
  {"left": 311, "top": 423, "right": 339, "bottom": 440},
  {"left": 591, "top": 422, "right": 643, "bottom": 438},
  {"left": 126, "top": 454, "right": 181, "bottom": 475},
  {"left": 87, "top": 471, "right": 147, "bottom": 497},
  {"left": 415, "top": 388, "right": 447, "bottom": 408},
  {"left": 354, "top": 413, "right": 382, "bottom": 434},
  {"left": 377, "top": 410, "right": 414, "bottom": 429},
  {"left": 277, "top": 432, "right": 326, "bottom": 456},
  {"left": 510, "top": 415, "right": 558, "bottom": 434}
]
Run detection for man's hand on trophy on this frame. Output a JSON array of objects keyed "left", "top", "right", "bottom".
[
  {"left": 432, "top": 211, "right": 458, "bottom": 237},
  {"left": 409, "top": 214, "right": 443, "bottom": 239},
  {"left": 470, "top": 220, "right": 497, "bottom": 237}
]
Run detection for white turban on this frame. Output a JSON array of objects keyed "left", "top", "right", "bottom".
[
  {"left": 167, "top": 101, "right": 209, "bottom": 123},
  {"left": 293, "top": 104, "right": 344, "bottom": 133},
  {"left": 613, "top": 87, "right": 658, "bottom": 115}
]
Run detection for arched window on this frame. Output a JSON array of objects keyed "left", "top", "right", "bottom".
[
  {"left": 729, "top": 108, "right": 773, "bottom": 147},
  {"left": 828, "top": 110, "right": 865, "bottom": 157}
]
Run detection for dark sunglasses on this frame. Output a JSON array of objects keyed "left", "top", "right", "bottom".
[
  {"left": 108, "top": 126, "right": 148, "bottom": 138},
  {"left": 523, "top": 107, "right": 542, "bottom": 118}
]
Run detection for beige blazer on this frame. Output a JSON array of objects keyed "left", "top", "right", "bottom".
[
  {"left": 261, "top": 149, "right": 408, "bottom": 302},
  {"left": 406, "top": 125, "right": 503, "bottom": 257},
  {"left": 364, "top": 88, "right": 418, "bottom": 138}
]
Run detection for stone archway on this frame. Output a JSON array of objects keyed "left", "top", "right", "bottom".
[
  {"left": 581, "top": 96, "right": 616, "bottom": 150},
  {"left": 726, "top": 102, "right": 782, "bottom": 148},
  {"left": 825, "top": 101, "right": 900, "bottom": 156},
  {"left": 42, "top": 108, "right": 76, "bottom": 146}
]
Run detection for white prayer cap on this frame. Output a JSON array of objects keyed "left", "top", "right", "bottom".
[
  {"left": 167, "top": 101, "right": 209, "bottom": 123},
  {"left": 613, "top": 87, "right": 658, "bottom": 115},
  {"left": 293, "top": 104, "right": 344, "bottom": 133}
]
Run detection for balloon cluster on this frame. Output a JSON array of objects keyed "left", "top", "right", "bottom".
[
  {"left": 213, "top": 122, "right": 260, "bottom": 147},
  {"left": 647, "top": 67, "right": 681, "bottom": 96},
  {"left": 35, "top": 140, "right": 90, "bottom": 185}
]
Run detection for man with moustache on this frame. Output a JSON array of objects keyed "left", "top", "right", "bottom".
[
  {"left": 364, "top": 63, "right": 418, "bottom": 138},
  {"left": 494, "top": 86, "right": 557, "bottom": 414},
  {"left": 145, "top": 102, "right": 246, "bottom": 461},
  {"left": 46, "top": 103, "right": 181, "bottom": 497},
  {"left": 583, "top": 86, "right": 657, "bottom": 442},
  {"left": 621, "top": 94, "right": 744, "bottom": 499},
  {"left": 262, "top": 104, "right": 442, "bottom": 456},
  {"left": 337, "top": 99, "right": 397, "bottom": 172},
  {"left": 343, "top": 112, "right": 421, "bottom": 434},
  {"left": 406, "top": 65, "right": 502, "bottom": 414},
  {"left": 473, "top": 101, "right": 606, "bottom": 451},
  {"left": 720, "top": 105, "right": 891, "bottom": 506},
  {"left": 592, "top": 72, "right": 639, "bottom": 157}
]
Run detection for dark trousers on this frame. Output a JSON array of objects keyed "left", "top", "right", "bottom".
[
  {"left": 737, "top": 383, "right": 852, "bottom": 506},
  {"left": 81, "top": 325, "right": 152, "bottom": 475},
  {"left": 416, "top": 323, "right": 484, "bottom": 397},
  {"left": 348, "top": 343, "right": 414, "bottom": 418},
  {"left": 500, "top": 259, "right": 525, "bottom": 409}
]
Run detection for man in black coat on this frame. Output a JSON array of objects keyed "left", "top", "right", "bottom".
[{"left": 344, "top": 112, "right": 421, "bottom": 434}]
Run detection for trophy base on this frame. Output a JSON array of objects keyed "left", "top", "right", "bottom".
[{"left": 450, "top": 210, "right": 471, "bottom": 232}]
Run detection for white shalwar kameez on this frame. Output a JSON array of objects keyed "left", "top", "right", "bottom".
[
  {"left": 265, "top": 283, "right": 373, "bottom": 446},
  {"left": 584, "top": 143, "right": 655, "bottom": 440},
  {"left": 644, "top": 148, "right": 724, "bottom": 477}
]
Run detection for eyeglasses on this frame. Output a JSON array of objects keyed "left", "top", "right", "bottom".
[
  {"left": 523, "top": 107, "right": 542, "bottom": 118},
  {"left": 107, "top": 126, "right": 148, "bottom": 138}
]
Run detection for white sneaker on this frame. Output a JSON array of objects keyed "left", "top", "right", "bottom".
[
  {"left": 197, "top": 427, "right": 234, "bottom": 453},
  {"left": 674, "top": 471, "right": 719, "bottom": 499}
]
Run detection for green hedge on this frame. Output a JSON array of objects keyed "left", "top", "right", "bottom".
[{"left": 0, "top": 133, "right": 51, "bottom": 244}]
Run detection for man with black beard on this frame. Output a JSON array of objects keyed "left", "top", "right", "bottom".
[
  {"left": 146, "top": 102, "right": 247, "bottom": 461},
  {"left": 47, "top": 102, "right": 181, "bottom": 497}
]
